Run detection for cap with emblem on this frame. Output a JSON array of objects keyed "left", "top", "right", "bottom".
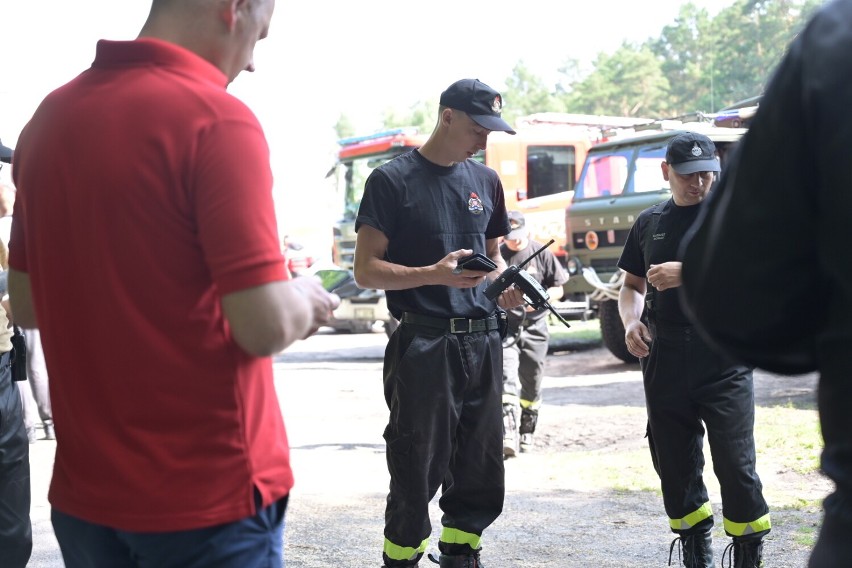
[
  {"left": 506, "top": 210, "right": 528, "bottom": 240},
  {"left": 439, "top": 79, "right": 516, "bottom": 135},
  {"left": 665, "top": 132, "right": 720, "bottom": 175}
]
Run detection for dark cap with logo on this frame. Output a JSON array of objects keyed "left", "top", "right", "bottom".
[
  {"left": 0, "top": 139, "right": 12, "bottom": 164},
  {"left": 439, "top": 79, "right": 516, "bottom": 135},
  {"left": 506, "top": 210, "right": 528, "bottom": 240},
  {"left": 665, "top": 132, "right": 720, "bottom": 175}
]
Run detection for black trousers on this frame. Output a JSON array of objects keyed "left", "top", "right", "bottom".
[
  {"left": 382, "top": 321, "right": 504, "bottom": 563},
  {"left": 0, "top": 350, "right": 32, "bottom": 568},
  {"left": 502, "top": 317, "right": 549, "bottom": 409},
  {"left": 809, "top": 338, "right": 852, "bottom": 567},
  {"left": 642, "top": 320, "right": 769, "bottom": 537}
]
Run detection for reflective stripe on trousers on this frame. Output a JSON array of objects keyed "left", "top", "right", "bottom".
[
  {"left": 642, "top": 319, "right": 770, "bottom": 535},
  {"left": 382, "top": 322, "right": 504, "bottom": 561}
]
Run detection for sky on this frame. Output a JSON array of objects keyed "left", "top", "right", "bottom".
[{"left": 0, "top": 0, "right": 736, "bottom": 250}]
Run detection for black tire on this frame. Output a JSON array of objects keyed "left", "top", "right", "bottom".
[{"left": 598, "top": 299, "right": 638, "bottom": 364}]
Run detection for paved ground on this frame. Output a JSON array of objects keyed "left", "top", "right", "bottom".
[{"left": 26, "top": 329, "right": 829, "bottom": 567}]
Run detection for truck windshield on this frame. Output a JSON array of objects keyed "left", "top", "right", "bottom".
[
  {"left": 334, "top": 153, "right": 398, "bottom": 221},
  {"left": 573, "top": 141, "right": 668, "bottom": 200}
]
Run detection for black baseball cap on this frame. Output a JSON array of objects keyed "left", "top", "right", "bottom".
[
  {"left": 439, "top": 79, "right": 516, "bottom": 135},
  {"left": 665, "top": 132, "right": 720, "bottom": 175},
  {"left": 506, "top": 210, "right": 528, "bottom": 240},
  {"left": 0, "top": 139, "right": 12, "bottom": 164}
]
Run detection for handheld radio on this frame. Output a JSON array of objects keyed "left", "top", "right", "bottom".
[{"left": 484, "top": 239, "right": 571, "bottom": 329}]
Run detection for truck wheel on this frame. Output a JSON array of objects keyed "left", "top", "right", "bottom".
[{"left": 598, "top": 299, "right": 638, "bottom": 364}]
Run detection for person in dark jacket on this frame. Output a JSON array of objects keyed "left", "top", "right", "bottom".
[{"left": 679, "top": 2, "right": 852, "bottom": 566}]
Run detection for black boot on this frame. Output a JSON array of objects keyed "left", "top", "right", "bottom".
[
  {"left": 382, "top": 552, "right": 422, "bottom": 567},
  {"left": 519, "top": 409, "right": 538, "bottom": 452},
  {"left": 722, "top": 535, "right": 764, "bottom": 568},
  {"left": 427, "top": 550, "right": 485, "bottom": 567},
  {"left": 502, "top": 404, "right": 520, "bottom": 458},
  {"left": 669, "top": 530, "right": 713, "bottom": 567}
]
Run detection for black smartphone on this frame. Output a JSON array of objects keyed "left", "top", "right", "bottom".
[{"left": 456, "top": 253, "right": 497, "bottom": 272}]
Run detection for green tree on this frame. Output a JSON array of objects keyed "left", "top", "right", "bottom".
[
  {"left": 564, "top": 43, "right": 671, "bottom": 117},
  {"left": 651, "top": 3, "right": 718, "bottom": 114},
  {"left": 334, "top": 113, "right": 356, "bottom": 140},
  {"left": 501, "top": 60, "right": 566, "bottom": 125},
  {"left": 381, "top": 100, "right": 438, "bottom": 134},
  {"left": 709, "top": 0, "right": 822, "bottom": 106}
]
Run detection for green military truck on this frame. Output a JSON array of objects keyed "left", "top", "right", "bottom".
[{"left": 562, "top": 120, "right": 748, "bottom": 362}]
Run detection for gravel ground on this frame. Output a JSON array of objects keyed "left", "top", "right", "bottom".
[
  {"left": 276, "top": 333, "right": 828, "bottom": 567},
  {"left": 27, "top": 331, "right": 829, "bottom": 567}
]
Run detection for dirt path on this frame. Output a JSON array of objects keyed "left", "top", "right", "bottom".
[
  {"left": 25, "top": 332, "right": 828, "bottom": 567},
  {"left": 276, "top": 334, "right": 830, "bottom": 567}
]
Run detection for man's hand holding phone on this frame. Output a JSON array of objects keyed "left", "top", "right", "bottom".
[{"left": 452, "top": 253, "right": 497, "bottom": 273}]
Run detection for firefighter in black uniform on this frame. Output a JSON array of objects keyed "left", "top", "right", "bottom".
[
  {"left": 354, "top": 78, "right": 524, "bottom": 568},
  {"left": 617, "top": 132, "right": 770, "bottom": 568},
  {"left": 499, "top": 211, "right": 568, "bottom": 457}
]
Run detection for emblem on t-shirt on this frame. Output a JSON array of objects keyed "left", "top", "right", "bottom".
[
  {"left": 653, "top": 232, "right": 666, "bottom": 241},
  {"left": 468, "top": 192, "right": 484, "bottom": 214}
]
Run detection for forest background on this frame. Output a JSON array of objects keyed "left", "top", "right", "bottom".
[
  {"left": 337, "top": 0, "right": 822, "bottom": 137},
  {"left": 0, "top": 0, "right": 827, "bottom": 252}
]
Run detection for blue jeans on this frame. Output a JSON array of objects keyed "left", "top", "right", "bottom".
[{"left": 52, "top": 491, "right": 287, "bottom": 568}]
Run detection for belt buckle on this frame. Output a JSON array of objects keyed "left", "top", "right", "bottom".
[{"left": 450, "top": 318, "right": 471, "bottom": 334}]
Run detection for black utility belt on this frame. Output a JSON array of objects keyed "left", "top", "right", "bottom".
[{"left": 401, "top": 312, "right": 499, "bottom": 334}]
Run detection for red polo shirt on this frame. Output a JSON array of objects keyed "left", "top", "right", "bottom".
[{"left": 10, "top": 38, "right": 292, "bottom": 531}]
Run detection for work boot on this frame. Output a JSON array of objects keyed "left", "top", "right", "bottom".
[
  {"left": 519, "top": 409, "right": 538, "bottom": 453},
  {"left": 382, "top": 551, "right": 422, "bottom": 567},
  {"left": 502, "top": 403, "right": 520, "bottom": 458},
  {"left": 668, "top": 530, "right": 713, "bottom": 567},
  {"left": 427, "top": 550, "right": 485, "bottom": 567},
  {"left": 722, "top": 535, "right": 764, "bottom": 568}
]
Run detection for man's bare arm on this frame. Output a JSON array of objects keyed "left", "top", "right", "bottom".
[
  {"left": 619, "top": 271, "right": 652, "bottom": 358},
  {"left": 353, "top": 225, "right": 485, "bottom": 291},
  {"left": 222, "top": 277, "right": 339, "bottom": 357},
  {"left": 9, "top": 267, "right": 338, "bottom": 356}
]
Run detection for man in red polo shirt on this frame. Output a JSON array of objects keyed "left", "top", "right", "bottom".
[{"left": 7, "top": 1, "right": 339, "bottom": 566}]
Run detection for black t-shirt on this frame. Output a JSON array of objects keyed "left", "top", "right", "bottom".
[
  {"left": 500, "top": 239, "right": 568, "bottom": 324},
  {"left": 356, "top": 149, "right": 510, "bottom": 319},
  {"left": 618, "top": 198, "right": 700, "bottom": 324}
]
